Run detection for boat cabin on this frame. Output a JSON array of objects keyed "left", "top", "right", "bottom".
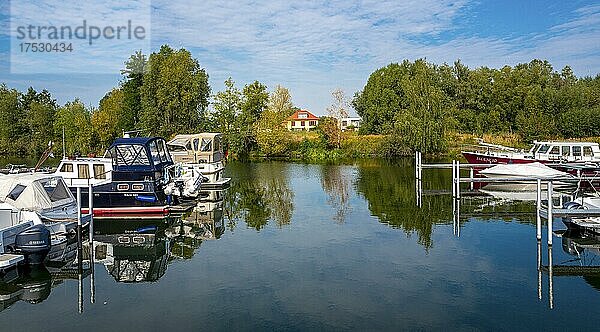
[
  {"left": 55, "top": 157, "right": 113, "bottom": 187},
  {"left": 104, "top": 137, "right": 173, "bottom": 181},
  {"left": 167, "top": 133, "right": 224, "bottom": 164},
  {"left": 530, "top": 141, "right": 600, "bottom": 162}
]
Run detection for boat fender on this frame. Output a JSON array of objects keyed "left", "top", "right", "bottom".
[{"left": 135, "top": 195, "right": 157, "bottom": 203}]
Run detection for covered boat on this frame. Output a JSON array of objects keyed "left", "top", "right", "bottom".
[
  {"left": 167, "top": 133, "right": 231, "bottom": 189},
  {"left": 479, "top": 162, "right": 570, "bottom": 179}
]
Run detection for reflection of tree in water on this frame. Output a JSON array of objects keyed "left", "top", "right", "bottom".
[
  {"left": 320, "top": 165, "right": 352, "bottom": 224},
  {"left": 355, "top": 158, "right": 453, "bottom": 249},
  {"left": 224, "top": 161, "right": 294, "bottom": 230}
]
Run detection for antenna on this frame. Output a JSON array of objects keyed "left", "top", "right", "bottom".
[{"left": 62, "top": 126, "right": 66, "bottom": 158}]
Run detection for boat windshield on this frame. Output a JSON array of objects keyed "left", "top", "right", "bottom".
[
  {"left": 200, "top": 138, "right": 212, "bottom": 152},
  {"left": 40, "top": 178, "right": 71, "bottom": 202},
  {"left": 537, "top": 144, "right": 551, "bottom": 154},
  {"left": 107, "top": 144, "right": 150, "bottom": 166}
]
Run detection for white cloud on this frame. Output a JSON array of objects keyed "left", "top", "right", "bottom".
[{"left": 1, "top": 1, "right": 598, "bottom": 112}]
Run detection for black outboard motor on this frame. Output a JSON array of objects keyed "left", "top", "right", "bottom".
[{"left": 14, "top": 225, "right": 51, "bottom": 265}]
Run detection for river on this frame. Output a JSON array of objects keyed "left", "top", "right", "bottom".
[{"left": 0, "top": 159, "right": 598, "bottom": 331}]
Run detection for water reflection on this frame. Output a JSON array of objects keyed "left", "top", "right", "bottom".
[
  {"left": 0, "top": 266, "right": 51, "bottom": 312},
  {"left": 92, "top": 222, "right": 171, "bottom": 283},
  {"left": 167, "top": 191, "right": 226, "bottom": 260},
  {"left": 355, "top": 159, "right": 453, "bottom": 248},
  {"left": 225, "top": 162, "right": 294, "bottom": 230},
  {"left": 560, "top": 230, "right": 600, "bottom": 291},
  {"left": 320, "top": 165, "right": 352, "bottom": 224}
]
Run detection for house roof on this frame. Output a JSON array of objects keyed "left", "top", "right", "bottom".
[{"left": 288, "top": 110, "right": 319, "bottom": 121}]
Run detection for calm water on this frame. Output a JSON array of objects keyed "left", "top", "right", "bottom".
[{"left": 0, "top": 160, "right": 599, "bottom": 331}]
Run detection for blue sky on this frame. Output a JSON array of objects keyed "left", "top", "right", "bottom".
[{"left": 1, "top": 0, "right": 599, "bottom": 116}]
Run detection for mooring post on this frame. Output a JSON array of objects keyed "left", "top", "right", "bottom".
[
  {"left": 415, "top": 151, "right": 419, "bottom": 180},
  {"left": 469, "top": 167, "right": 474, "bottom": 191},
  {"left": 458, "top": 159, "right": 461, "bottom": 192},
  {"left": 76, "top": 187, "right": 82, "bottom": 251},
  {"left": 537, "top": 240, "right": 542, "bottom": 300},
  {"left": 88, "top": 183, "right": 93, "bottom": 243},
  {"left": 452, "top": 160, "right": 456, "bottom": 199},
  {"left": 536, "top": 178, "right": 542, "bottom": 240},
  {"left": 547, "top": 181, "right": 553, "bottom": 246},
  {"left": 548, "top": 245, "right": 554, "bottom": 309}
]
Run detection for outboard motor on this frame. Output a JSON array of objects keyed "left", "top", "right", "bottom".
[{"left": 14, "top": 225, "right": 51, "bottom": 265}]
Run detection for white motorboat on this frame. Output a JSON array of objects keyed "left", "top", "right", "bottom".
[
  {"left": 0, "top": 173, "right": 89, "bottom": 235},
  {"left": 479, "top": 162, "right": 570, "bottom": 179},
  {"left": 0, "top": 202, "right": 51, "bottom": 269},
  {"left": 167, "top": 133, "right": 231, "bottom": 188}
]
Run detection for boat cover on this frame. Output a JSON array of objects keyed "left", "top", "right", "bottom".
[
  {"left": 480, "top": 162, "right": 569, "bottom": 179},
  {"left": 0, "top": 173, "right": 75, "bottom": 212}
]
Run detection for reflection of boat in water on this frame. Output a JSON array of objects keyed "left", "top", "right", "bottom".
[
  {"left": 92, "top": 220, "right": 170, "bottom": 283},
  {"left": 558, "top": 230, "right": 600, "bottom": 291},
  {"left": 167, "top": 196, "right": 225, "bottom": 259},
  {"left": 0, "top": 266, "right": 52, "bottom": 312}
]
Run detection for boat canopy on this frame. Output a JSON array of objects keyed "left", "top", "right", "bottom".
[
  {"left": 0, "top": 173, "right": 74, "bottom": 212},
  {"left": 167, "top": 133, "right": 223, "bottom": 163},
  {"left": 104, "top": 137, "right": 173, "bottom": 172}
]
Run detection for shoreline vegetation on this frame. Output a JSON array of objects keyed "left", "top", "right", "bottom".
[{"left": 1, "top": 45, "right": 599, "bottom": 163}]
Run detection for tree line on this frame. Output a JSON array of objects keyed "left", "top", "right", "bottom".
[
  {"left": 1, "top": 46, "right": 598, "bottom": 159},
  {"left": 353, "top": 59, "right": 600, "bottom": 154}
]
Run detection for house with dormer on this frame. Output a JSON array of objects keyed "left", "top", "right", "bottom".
[{"left": 285, "top": 110, "right": 319, "bottom": 131}]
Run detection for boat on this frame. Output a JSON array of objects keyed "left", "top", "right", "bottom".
[
  {"left": 0, "top": 173, "right": 86, "bottom": 236},
  {"left": 479, "top": 162, "right": 570, "bottom": 179},
  {"left": 167, "top": 133, "right": 231, "bottom": 189},
  {"left": 0, "top": 202, "right": 51, "bottom": 270},
  {"left": 56, "top": 137, "right": 205, "bottom": 216},
  {"left": 462, "top": 140, "right": 600, "bottom": 165},
  {"left": 56, "top": 137, "right": 181, "bottom": 216}
]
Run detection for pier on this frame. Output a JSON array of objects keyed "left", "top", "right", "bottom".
[{"left": 415, "top": 151, "right": 600, "bottom": 309}]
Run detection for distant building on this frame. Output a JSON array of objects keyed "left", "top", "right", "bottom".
[
  {"left": 340, "top": 117, "right": 361, "bottom": 131},
  {"left": 286, "top": 110, "right": 319, "bottom": 131}
]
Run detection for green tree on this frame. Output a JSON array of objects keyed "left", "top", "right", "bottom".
[
  {"left": 0, "top": 84, "right": 24, "bottom": 155},
  {"left": 92, "top": 88, "right": 126, "bottom": 149},
  {"left": 54, "top": 99, "right": 93, "bottom": 155},
  {"left": 21, "top": 87, "right": 57, "bottom": 156},
  {"left": 212, "top": 77, "right": 242, "bottom": 148},
  {"left": 254, "top": 85, "right": 293, "bottom": 156},
  {"left": 140, "top": 45, "right": 210, "bottom": 137}
]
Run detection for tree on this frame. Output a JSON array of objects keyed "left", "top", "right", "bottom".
[
  {"left": 324, "top": 88, "right": 349, "bottom": 148},
  {"left": 212, "top": 77, "right": 242, "bottom": 144},
  {"left": 0, "top": 84, "right": 24, "bottom": 155},
  {"left": 254, "top": 85, "right": 293, "bottom": 156},
  {"left": 21, "top": 87, "right": 57, "bottom": 156},
  {"left": 54, "top": 99, "right": 93, "bottom": 155},
  {"left": 92, "top": 88, "right": 126, "bottom": 149},
  {"left": 120, "top": 50, "right": 148, "bottom": 131},
  {"left": 140, "top": 45, "right": 210, "bottom": 137}
]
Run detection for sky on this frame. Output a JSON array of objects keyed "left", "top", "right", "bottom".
[{"left": 0, "top": 0, "right": 599, "bottom": 116}]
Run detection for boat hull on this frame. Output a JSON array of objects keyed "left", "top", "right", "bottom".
[{"left": 461, "top": 151, "right": 538, "bottom": 165}]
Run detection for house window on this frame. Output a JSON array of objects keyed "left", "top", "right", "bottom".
[
  {"left": 309, "top": 120, "right": 316, "bottom": 126},
  {"left": 60, "top": 163, "right": 73, "bottom": 172},
  {"left": 298, "top": 112, "right": 308, "bottom": 119},
  {"left": 342, "top": 121, "right": 347, "bottom": 126},
  {"left": 301, "top": 121, "right": 305, "bottom": 126}
]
